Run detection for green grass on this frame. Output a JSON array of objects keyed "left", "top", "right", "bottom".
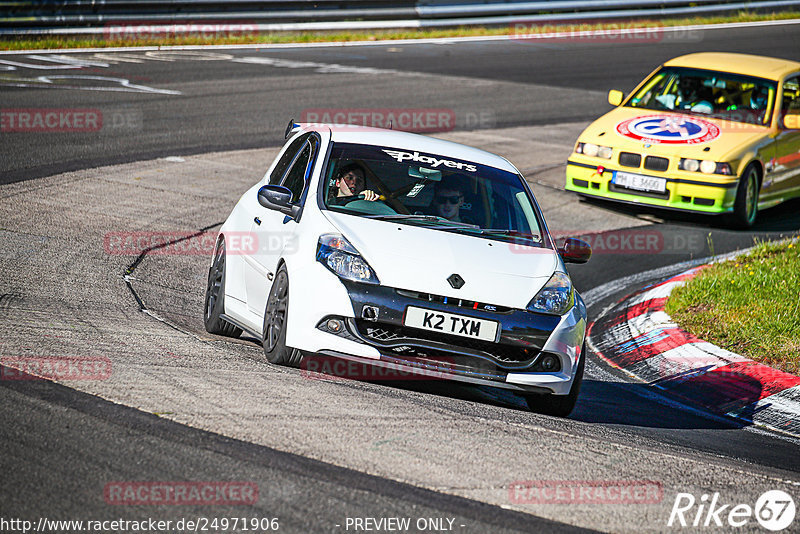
[
  {"left": 2, "top": 10, "right": 799, "bottom": 51},
  {"left": 665, "top": 239, "right": 800, "bottom": 375}
]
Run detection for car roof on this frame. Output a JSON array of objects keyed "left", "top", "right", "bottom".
[
  {"left": 297, "top": 124, "right": 519, "bottom": 173},
  {"left": 664, "top": 52, "right": 800, "bottom": 80}
]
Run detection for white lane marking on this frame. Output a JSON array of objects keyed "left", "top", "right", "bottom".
[
  {"left": 232, "top": 55, "right": 404, "bottom": 75},
  {"left": 0, "top": 58, "right": 80, "bottom": 69},
  {"left": 27, "top": 54, "right": 110, "bottom": 68},
  {"left": 144, "top": 50, "right": 234, "bottom": 61},
  {"left": 0, "top": 74, "right": 182, "bottom": 94},
  {"left": 91, "top": 53, "right": 145, "bottom": 64},
  {"left": 2, "top": 18, "right": 800, "bottom": 54}
]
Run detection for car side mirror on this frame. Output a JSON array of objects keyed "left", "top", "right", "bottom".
[
  {"left": 781, "top": 111, "right": 800, "bottom": 129},
  {"left": 608, "top": 89, "right": 624, "bottom": 107},
  {"left": 558, "top": 237, "right": 592, "bottom": 264},
  {"left": 258, "top": 185, "right": 300, "bottom": 218}
]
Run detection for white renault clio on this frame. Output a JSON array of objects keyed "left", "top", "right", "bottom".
[{"left": 205, "top": 121, "right": 591, "bottom": 416}]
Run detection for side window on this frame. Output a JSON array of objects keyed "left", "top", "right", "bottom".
[
  {"left": 268, "top": 133, "right": 310, "bottom": 185},
  {"left": 282, "top": 136, "right": 318, "bottom": 203},
  {"left": 780, "top": 76, "right": 800, "bottom": 129},
  {"left": 782, "top": 76, "right": 800, "bottom": 113}
]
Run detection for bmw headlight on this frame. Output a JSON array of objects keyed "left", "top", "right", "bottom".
[
  {"left": 316, "top": 234, "right": 379, "bottom": 284},
  {"left": 576, "top": 142, "right": 612, "bottom": 159},
  {"left": 681, "top": 158, "right": 700, "bottom": 172},
  {"left": 526, "top": 271, "right": 574, "bottom": 316},
  {"left": 680, "top": 159, "right": 732, "bottom": 175}
]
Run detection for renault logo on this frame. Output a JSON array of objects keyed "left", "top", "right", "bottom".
[{"left": 447, "top": 274, "right": 465, "bottom": 289}]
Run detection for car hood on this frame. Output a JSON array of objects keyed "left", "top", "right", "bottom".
[
  {"left": 323, "top": 211, "right": 560, "bottom": 310},
  {"left": 579, "top": 107, "right": 769, "bottom": 161}
]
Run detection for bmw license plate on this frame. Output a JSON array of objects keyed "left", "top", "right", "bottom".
[
  {"left": 613, "top": 171, "right": 667, "bottom": 193},
  {"left": 404, "top": 306, "right": 499, "bottom": 342}
]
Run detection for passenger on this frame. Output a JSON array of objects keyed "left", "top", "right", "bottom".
[
  {"left": 431, "top": 176, "right": 470, "bottom": 223},
  {"left": 749, "top": 85, "right": 769, "bottom": 110},
  {"left": 329, "top": 163, "right": 378, "bottom": 205}
]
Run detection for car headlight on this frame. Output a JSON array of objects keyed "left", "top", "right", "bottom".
[
  {"left": 576, "top": 142, "right": 612, "bottom": 159},
  {"left": 526, "top": 271, "right": 574, "bottom": 316},
  {"left": 681, "top": 158, "right": 700, "bottom": 172},
  {"left": 680, "top": 159, "right": 732, "bottom": 175},
  {"left": 316, "top": 234, "right": 379, "bottom": 284}
]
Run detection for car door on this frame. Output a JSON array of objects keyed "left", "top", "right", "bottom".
[
  {"left": 770, "top": 74, "right": 800, "bottom": 197},
  {"left": 244, "top": 133, "right": 320, "bottom": 318}
]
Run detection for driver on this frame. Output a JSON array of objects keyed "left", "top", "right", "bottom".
[
  {"left": 676, "top": 76, "right": 713, "bottom": 113},
  {"left": 656, "top": 75, "right": 713, "bottom": 113},
  {"left": 329, "top": 163, "right": 378, "bottom": 205}
]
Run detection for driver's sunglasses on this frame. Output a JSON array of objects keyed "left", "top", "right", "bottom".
[
  {"left": 341, "top": 172, "right": 364, "bottom": 185},
  {"left": 435, "top": 195, "right": 462, "bottom": 205}
]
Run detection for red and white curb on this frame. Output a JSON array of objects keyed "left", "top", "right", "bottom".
[{"left": 588, "top": 265, "right": 800, "bottom": 438}]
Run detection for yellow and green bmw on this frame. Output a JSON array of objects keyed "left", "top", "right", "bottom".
[{"left": 565, "top": 52, "right": 800, "bottom": 227}]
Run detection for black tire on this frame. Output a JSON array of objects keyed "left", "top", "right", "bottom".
[
  {"left": 729, "top": 163, "right": 760, "bottom": 229},
  {"left": 204, "top": 238, "right": 242, "bottom": 338},
  {"left": 262, "top": 264, "right": 303, "bottom": 367},
  {"left": 523, "top": 344, "right": 585, "bottom": 418}
]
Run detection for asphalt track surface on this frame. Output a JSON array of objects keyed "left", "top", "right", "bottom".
[{"left": 1, "top": 22, "right": 800, "bottom": 533}]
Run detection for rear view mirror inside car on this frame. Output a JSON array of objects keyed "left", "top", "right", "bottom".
[{"left": 408, "top": 167, "right": 442, "bottom": 181}]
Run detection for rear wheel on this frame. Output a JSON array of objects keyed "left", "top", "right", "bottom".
[
  {"left": 204, "top": 238, "right": 242, "bottom": 338},
  {"left": 523, "top": 345, "right": 585, "bottom": 418},
  {"left": 730, "top": 163, "right": 760, "bottom": 229},
  {"left": 262, "top": 264, "right": 303, "bottom": 367}
]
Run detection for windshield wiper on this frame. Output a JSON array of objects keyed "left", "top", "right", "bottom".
[
  {"left": 367, "top": 214, "right": 479, "bottom": 229},
  {"left": 474, "top": 228, "right": 542, "bottom": 241},
  {"left": 367, "top": 214, "right": 445, "bottom": 221}
]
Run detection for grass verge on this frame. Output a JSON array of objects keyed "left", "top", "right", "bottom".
[
  {"left": 665, "top": 239, "right": 800, "bottom": 375},
  {"left": 1, "top": 10, "right": 799, "bottom": 51}
]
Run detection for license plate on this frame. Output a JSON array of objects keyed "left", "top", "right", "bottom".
[
  {"left": 613, "top": 171, "right": 667, "bottom": 193},
  {"left": 404, "top": 306, "right": 499, "bottom": 342}
]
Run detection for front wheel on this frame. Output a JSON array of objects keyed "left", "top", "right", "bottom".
[
  {"left": 204, "top": 238, "right": 242, "bottom": 338},
  {"left": 730, "top": 163, "right": 760, "bottom": 229},
  {"left": 523, "top": 345, "right": 585, "bottom": 418},
  {"left": 262, "top": 265, "right": 303, "bottom": 367}
]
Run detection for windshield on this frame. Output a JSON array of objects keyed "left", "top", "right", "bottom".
[
  {"left": 321, "top": 143, "right": 546, "bottom": 247},
  {"left": 627, "top": 66, "right": 778, "bottom": 125}
]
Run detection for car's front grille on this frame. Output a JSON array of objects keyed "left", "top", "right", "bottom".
[
  {"left": 395, "top": 289, "right": 512, "bottom": 314},
  {"left": 356, "top": 320, "right": 539, "bottom": 365},
  {"left": 644, "top": 156, "right": 670, "bottom": 172},
  {"left": 619, "top": 152, "right": 642, "bottom": 168}
]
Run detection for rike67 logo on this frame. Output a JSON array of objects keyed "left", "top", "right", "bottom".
[{"left": 668, "top": 490, "right": 795, "bottom": 531}]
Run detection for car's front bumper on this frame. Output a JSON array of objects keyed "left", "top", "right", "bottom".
[
  {"left": 565, "top": 159, "right": 739, "bottom": 214},
  {"left": 302, "top": 280, "right": 587, "bottom": 395}
]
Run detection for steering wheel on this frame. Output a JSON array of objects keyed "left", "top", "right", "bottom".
[{"left": 340, "top": 193, "right": 386, "bottom": 203}]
